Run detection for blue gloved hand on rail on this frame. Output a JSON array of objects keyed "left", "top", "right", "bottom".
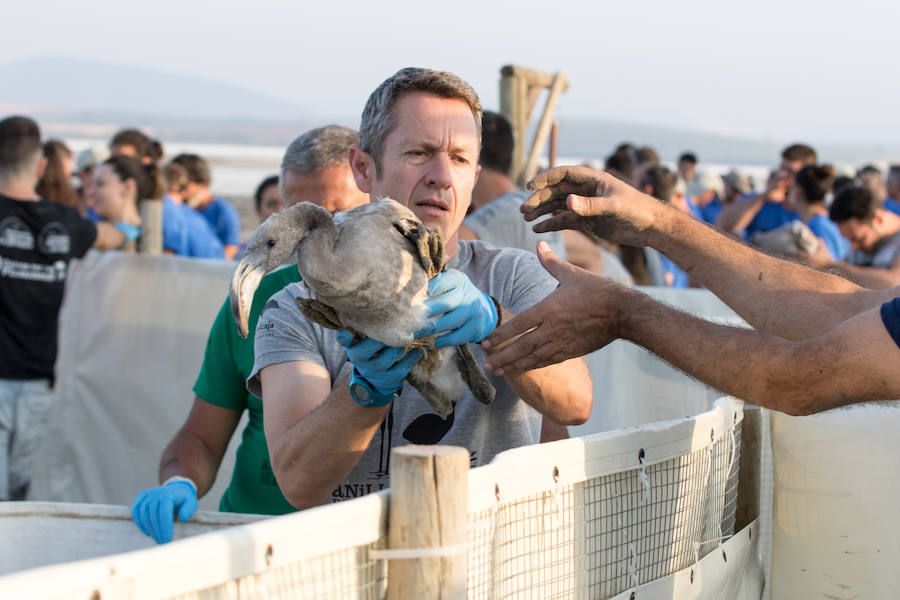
[
  {"left": 131, "top": 477, "right": 198, "bottom": 544},
  {"left": 336, "top": 331, "right": 422, "bottom": 396},
  {"left": 416, "top": 269, "right": 498, "bottom": 348}
]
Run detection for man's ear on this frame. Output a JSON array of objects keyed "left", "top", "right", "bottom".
[
  {"left": 35, "top": 156, "right": 47, "bottom": 180},
  {"left": 349, "top": 144, "right": 375, "bottom": 194},
  {"left": 123, "top": 177, "right": 137, "bottom": 200}
]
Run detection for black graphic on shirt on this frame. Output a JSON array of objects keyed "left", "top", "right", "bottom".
[{"left": 402, "top": 407, "right": 455, "bottom": 445}]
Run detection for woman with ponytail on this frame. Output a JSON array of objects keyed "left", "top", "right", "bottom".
[{"left": 89, "top": 155, "right": 150, "bottom": 250}]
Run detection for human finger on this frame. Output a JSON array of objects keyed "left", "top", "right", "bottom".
[
  {"left": 530, "top": 212, "right": 586, "bottom": 233},
  {"left": 367, "top": 345, "right": 407, "bottom": 371},
  {"left": 154, "top": 494, "right": 175, "bottom": 544},
  {"left": 481, "top": 304, "right": 545, "bottom": 353},
  {"left": 482, "top": 329, "right": 553, "bottom": 374},
  {"left": 385, "top": 349, "right": 423, "bottom": 378},
  {"left": 177, "top": 494, "right": 198, "bottom": 522},
  {"left": 350, "top": 337, "right": 387, "bottom": 362},
  {"left": 526, "top": 165, "right": 602, "bottom": 194},
  {"left": 422, "top": 286, "right": 464, "bottom": 319},
  {"left": 417, "top": 305, "right": 467, "bottom": 338},
  {"left": 522, "top": 182, "right": 593, "bottom": 218},
  {"left": 426, "top": 269, "right": 464, "bottom": 295}
]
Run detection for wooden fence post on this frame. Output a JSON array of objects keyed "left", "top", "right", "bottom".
[
  {"left": 387, "top": 445, "right": 469, "bottom": 600},
  {"left": 139, "top": 198, "right": 163, "bottom": 254}
]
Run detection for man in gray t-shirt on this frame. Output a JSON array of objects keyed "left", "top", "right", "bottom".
[
  {"left": 250, "top": 241, "right": 555, "bottom": 501},
  {"left": 247, "top": 69, "right": 593, "bottom": 510}
]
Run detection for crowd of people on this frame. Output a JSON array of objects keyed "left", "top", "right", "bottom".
[{"left": 1, "top": 66, "right": 899, "bottom": 547}]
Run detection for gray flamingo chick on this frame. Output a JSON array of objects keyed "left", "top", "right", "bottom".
[{"left": 230, "top": 198, "right": 495, "bottom": 415}]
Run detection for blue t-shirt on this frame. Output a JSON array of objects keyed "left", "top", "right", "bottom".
[
  {"left": 880, "top": 297, "right": 900, "bottom": 349},
  {"left": 161, "top": 195, "right": 189, "bottom": 255},
  {"left": 660, "top": 254, "right": 689, "bottom": 288},
  {"left": 884, "top": 198, "right": 900, "bottom": 216},
  {"left": 182, "top": 204, "right": 225, "bottom": 259},
  {"left": 744, "top": 199, "right": 798, "bottom": 238},
  {"left": 698, "top": 196, "right": 723, "bottom": 225},
  {"left": 806, "top": 215, "right": 850, "bottom": 261},
  {"left": 200, "top": 197, "right": 241, "bottom": 247}
]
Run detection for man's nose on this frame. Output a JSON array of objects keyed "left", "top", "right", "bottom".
[{"left": 425, "top": 154, "right": 453, "bottom": 188}]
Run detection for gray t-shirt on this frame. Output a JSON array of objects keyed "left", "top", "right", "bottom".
[
  {"left": 464, "top": 189, "right": 568, "bottom": 259},
  {"left": 249, "top": 240, "right": 557, "bottom": 503},
  {"left": 846, "top": 230, "right": 900, "bottom": 268}
]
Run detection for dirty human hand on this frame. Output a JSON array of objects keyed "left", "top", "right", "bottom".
[
  {"left": 337, "top": 331, "right": 422, "bottom": 395},
  {"left": 416, "top": 269, "right": 498, "bottom": 348},
  {"left": 521, "top": 166, "right": 667, "bottom": 248},
  {"left": 482, "top": 241, "right": 626, "bottom": 375},
  {"left": 131, "top": 477, "right": 198, "bottom": 544}
]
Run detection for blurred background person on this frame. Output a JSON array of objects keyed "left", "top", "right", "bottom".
[
  {"left": 678, "top": 152, "right": 702, "bottom": 198},
  {"left": 254, "top": 175, "right": 283, "bottom": 224},
  {"left": 857, "top": 164, "right": 887, "bottom": 203},
  {"left": 690, "top": 171, "right": 726, "bottom": 224},
  {"left": 74, "top": 145, "right": 109, "bottom": 218},
  {"left": 885, "top": 165, "right": 900, "bottom": 214},
  {"left": 90, "top": 156, "right": 152, "bottom": 252},
  {"left": 717, "top": 143, "right": 816, "bottom": 237},
  {"left": 822, "top": 185, "right": 900, "bottom": 288},
  {"left": 36, "top": 140, "right": 80, "bottom": 213},
  {"left": 161, "top": 161, "right": 224, "bottom": 259},
  {"left": 172, "top": 153, "right": 241, "bottom": 260},
  {"left": 787, "top": 164, "right": 849, "bottom": 261}
]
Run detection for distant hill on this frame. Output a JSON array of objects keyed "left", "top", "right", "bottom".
[
  {"left": 0, "top": 56, "right": 306, "bottom": 121},
  {"left": 2, "top": 56, "right": 896, "bottom": 166}
]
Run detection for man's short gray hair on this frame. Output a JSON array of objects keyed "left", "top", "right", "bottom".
[
  {"left": 358, "top": 67, "right": 482, "bottom": 175},
  {"left": 280, "top": 125, "right": 358, "bottom": 192}
]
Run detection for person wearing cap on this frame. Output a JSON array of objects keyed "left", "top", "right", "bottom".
[
  {"left": 75, "top": 144, "right": 110, "bottom": 219},
  {"left": 690, "top": 171, "right": 726, "bottom": 225}
]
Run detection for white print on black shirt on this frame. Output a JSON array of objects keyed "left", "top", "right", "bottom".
[
  {"left": 0, "top": 256, "right": 67, "bottom": 282},
  {"left": 39, "top": 223, "right": 71, "bottom": 254},
  {"left": 0, "top": 217, "right": 35, "bottom": 250}
]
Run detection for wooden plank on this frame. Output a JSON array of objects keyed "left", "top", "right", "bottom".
[
  {"left": 138, "top": 199, "right": 163, "bottom": 254},
  {"left": 522, "top": 72, "right": 569, "bottom": 183},
  {"left": 735, "top": 404, "right": 761, "bottom": 532},
  {"left": 387, "top": 445, "right": 469, "bottom": 600},
  {"left": 501, "top": 65, "right": 570, "bottom": 92}
]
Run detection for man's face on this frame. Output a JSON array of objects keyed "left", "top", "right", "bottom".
[
  {"left": 282, "top": 164, "right": 368, "bottom": 213},
  {"left": 352, "top": 92, "right": 481, "bottom": 247},
  {"left": 838, "top": 217, "right": 882, "bottom": 253},
  {"left": 678, "top": 160, "right": 695, "bottom": 181},
  {"left": 257, "top": 183, "right": 285, "bottom": 222}
]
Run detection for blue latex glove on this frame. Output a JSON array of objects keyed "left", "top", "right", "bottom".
[
  {"left": 131, "top": 479, "right": 198, "bottom": 544},
  {"left": 416, "top": 269, "right": 498, "bottom": 348},
  {"left": 115, "top": 222, "right": 141, "bottom": 243},
  {"left": 336, "top": 330, "right": 422, "bottom": 395}
]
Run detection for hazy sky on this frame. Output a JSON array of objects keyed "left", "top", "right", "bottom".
[{"left": 3, "top": 0, "right": 899, "bottom": 145}]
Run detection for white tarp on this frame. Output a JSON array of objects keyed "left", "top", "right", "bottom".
[
  {"left": 768, "top": 403, "right": 900, "bottom": 599},
  {"left": 28, "top": 250, "right": 237, "bottom": 509}
]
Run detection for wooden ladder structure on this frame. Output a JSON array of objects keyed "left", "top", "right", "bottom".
[{"left": 499, "top": 65, "right": 569, "bottom": 187}]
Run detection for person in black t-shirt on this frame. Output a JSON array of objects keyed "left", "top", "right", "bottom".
[{"left": 0, "top": 116, "right": 135, "bottom": 500}]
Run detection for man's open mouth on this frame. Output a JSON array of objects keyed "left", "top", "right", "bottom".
[{"left": 416, "top": 200, "right": 448, "bottom": 211}]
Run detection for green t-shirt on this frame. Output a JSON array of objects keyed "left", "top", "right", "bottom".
[{"left": 193, "top": 265, "right": 300, "bottom": 515}]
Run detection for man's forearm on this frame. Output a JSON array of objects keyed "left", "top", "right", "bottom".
[
  {"left": 618, "top": 289, "right": 841, "bottom": 415},
  {"left": 158, "top": 432, "right": 222, "bottom": 498},
  {"left": 650, "top": 208, "right": 878, "bottom": 339},
  {"left": 830, "top": 262, "right": 900, "bottom": 290},
  {"left": 267, "top": 376, "right": 389, "bottom": 509},
  {"left": 715, "top": 193, "right": 764, "bottom": 233}
]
